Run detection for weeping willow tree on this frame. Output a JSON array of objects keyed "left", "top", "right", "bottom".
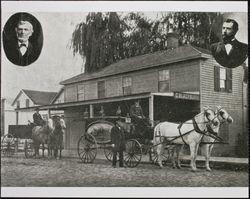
[
  {"left": 167, "top": 12, "right": 222, "bottom": 48},
  {"left": 71, "top": 12, "right": 127, "bottom": 73},
  {"left": 71, "top": 12, "right": 222, "bottom": 73}
]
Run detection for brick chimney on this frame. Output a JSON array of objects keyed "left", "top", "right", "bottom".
[{"left": 166, "top": 17, "right": 179, "bottom": 49}]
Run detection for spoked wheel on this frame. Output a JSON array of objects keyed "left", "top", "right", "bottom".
[
  {"left": 124, "top": 139, "right": 142, "bottom": 168},
  {"left": 77, "top": 134, "right": 97, "bottom": 163},
  {"left": 103, "top": 144, "right": 120, "bottom": 162},
  {"left": 1, "top": 134, "right": 15, "bottom": 157},
  {"left": 103, "top": 144, "right": 112, "bottom": 162},
  {"left": 24, "top": 139, "right": 34, "bottom": 158},
  {"left": 149, "top": 145, "right": 171, "bottom": 165}
]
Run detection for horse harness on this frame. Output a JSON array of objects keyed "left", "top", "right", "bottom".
[{"left": 155, "top": 117, "right": 209, "bottom": 146}]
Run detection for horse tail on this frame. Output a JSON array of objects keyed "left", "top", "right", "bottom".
[{"left": 153, "top": 123, "right": 161, "bottom": 145}]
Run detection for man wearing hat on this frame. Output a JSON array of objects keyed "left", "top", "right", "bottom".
[
  {"left": 111, "top": 119, "right": 126, "bottom": 168},
  {"left": 130, "top": 100, "right": 151, "bottom": 134},
  {"left": 33, "top": 107, "right": 44, "bottom": 126}
]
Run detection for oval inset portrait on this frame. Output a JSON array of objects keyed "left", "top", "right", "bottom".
[
  {"left": 209, "top": 13, "right": 248, "bottom": 68},
  {"left": 3, "top": 12, "right": 43, "bottom": 67}
]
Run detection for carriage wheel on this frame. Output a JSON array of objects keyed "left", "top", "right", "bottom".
[
  {"left": 1, "top": 134, "right": 15, "bottom": 157},
  {"left": 24, "top": 140, "right": 34, "bottom": 158},
  {"left": 103, "top": 144, "right": 120, "bottom": 162},
  {"left": 149, "top": 145, "right": 171, "bottom": 165},
  {"left": 77, "top": 134, "right": 97, "bottom": 163},
  {"left": 103, "top": 144, "right": 113, "bottom": 162},
  {"left": 124, "top": 139, "right": 142, "bottom": 168}
]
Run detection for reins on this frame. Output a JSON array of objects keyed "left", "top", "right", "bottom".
[{"left": 156, "top": 110, "right": 214, "bottom": 145}]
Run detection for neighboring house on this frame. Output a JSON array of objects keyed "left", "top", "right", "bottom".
[
  {"left": 12, "top": 89, "right": 57, "bottom": 124},
  {"left": 39, "top": 33, "right": 247, "bottom": 157}
]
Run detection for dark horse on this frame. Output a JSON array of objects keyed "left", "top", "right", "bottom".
[
  {"left": 48, "top": 116, "right": 66, "bottom": 159},
  {"left": 31, "top": 119, "right": 54, "bottom": 158}
]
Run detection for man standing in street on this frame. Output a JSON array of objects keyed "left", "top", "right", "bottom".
[
  {"left": 210, "top": 18, "right": 248, "bottom": 68},
  {"left": 111, "top": 119, "right": 126, "bottom": 168}
]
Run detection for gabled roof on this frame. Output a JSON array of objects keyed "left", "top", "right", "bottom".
[
  {"left": 12, "top": 89, "right": 57, "bottom": 106},
  {"left": 50, "top": 87, "right": 64, "bottom": 104},
  {"left": 60, "top": 44, "right": 211, "bottom": 85}
]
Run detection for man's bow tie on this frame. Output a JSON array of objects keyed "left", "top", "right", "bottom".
[
  {"left": 223, "top": 40, "right": 234, "bottom": 45},
  {"left": 19, "top": 43, "right": 27, "bottom": 48}
]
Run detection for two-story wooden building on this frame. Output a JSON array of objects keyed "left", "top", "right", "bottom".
[{"left": 41, "top": 35, "right": 246, "bottom": 157}]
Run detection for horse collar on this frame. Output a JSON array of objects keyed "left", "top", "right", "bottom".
[
  {"left": 207, "top": 124, "right": 218, "bottom": 136},
  {"left": 192, "top": 118, "right": 206, "bottom": 135}
]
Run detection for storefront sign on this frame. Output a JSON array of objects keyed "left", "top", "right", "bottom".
[{"left": 174, "top": 92, "right": 200, "bottom": 101}]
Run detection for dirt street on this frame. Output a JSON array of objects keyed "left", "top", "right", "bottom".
[{"left": 1, "top": 155, "right": 248, "bottom": 187}]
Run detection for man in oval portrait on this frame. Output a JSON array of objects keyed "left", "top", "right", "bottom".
[
  {"left": 3, "top": 13, "right": 43, "bottom": 67},
  {"left": 210, "top": 18, "right": 248, "bottom": 68}
]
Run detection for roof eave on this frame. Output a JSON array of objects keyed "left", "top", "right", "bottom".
[{"left": 61, "top": 54, "right": 208, "bottom": 86}]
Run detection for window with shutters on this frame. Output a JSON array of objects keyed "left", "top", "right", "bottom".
[
  {"left": 98, "top": 81, "right": 106, "bottom": 98},
  {"left": 77, "top": 84, "right": 85, "bottom": 101},
  {"left": 214, "top": 66, "right": 232, "bottom": 92},
  {"left": 122, "top": 77, "right": 132, "bottom": 95},
  {"left": 158, "top": 69, "right": 170, "bottom": 92}
]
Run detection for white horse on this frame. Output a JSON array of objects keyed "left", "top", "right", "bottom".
[
  {"left": 153, "top": 107, "right": 219, "bottom": 171},
  {"left": 201, "top": 106, "right": 233, "bottom": 171}
]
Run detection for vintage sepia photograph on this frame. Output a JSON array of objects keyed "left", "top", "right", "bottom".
[{"left": 1, "top": 1, "right": 248, "bottom": 198}]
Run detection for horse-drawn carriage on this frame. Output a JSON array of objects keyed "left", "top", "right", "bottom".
[
  {"left": 77, "top": 116, "right": 167, "bottom": 168},
  {"left": 77, "top": 106, "right": 232, "bottom": 171},
  {"left": 1, "top": 115, "right": 66, "bottom": 159},
  {"left": 1, "top": 124, "right": 34, "bottom": 158}
]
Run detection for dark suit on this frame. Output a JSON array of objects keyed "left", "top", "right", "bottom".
[
  {"left": 111, "top": 124, "right": 126, "bottom": 167},
  {"left": 210, "top": 39, "right": 248, "bottom": 68},
  {"left": 130, "top": 104, "right": 150, "bottom": 135},
  {"left": 33, "top": 112, "right": 44, "bottom": 126},
  {"left": 3, "top": 39, "right": 39, "bottom": 66}
]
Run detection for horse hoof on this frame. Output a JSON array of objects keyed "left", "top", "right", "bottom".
[
  {"left": 206, "top": 168, "right": 212, "bottom": 172},
  {"left": 177, "top": 166, "right": 181, "bottom": 169},
  {"left": 191, "top": 169, "right": 197, "bottom": 172}
]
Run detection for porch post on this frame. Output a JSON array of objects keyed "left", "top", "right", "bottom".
[
  {"left": 149, "top": 94, "right": 154, "bottom": 127},
  {"left": 89, "top": 104, "right": 94, "bottom": 118},
  {"left": 48, "top": 109, "right": 51, "bottom": 118},
  {"left": 16, "top": 111, "right": 19, "bottom": 125}
]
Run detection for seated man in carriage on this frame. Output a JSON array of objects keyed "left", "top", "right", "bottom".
[
  {"left": 129, "top": 100, "right": 152, "bottom": 139},
  {"left": 33, "top": 107, "right": 45, "bottom": 126}
]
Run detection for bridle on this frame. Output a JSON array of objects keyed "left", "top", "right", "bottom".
[{"left": 205, "top": 108, "right": 232, "bottom": 142}]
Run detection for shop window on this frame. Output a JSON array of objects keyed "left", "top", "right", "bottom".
[
  {"left": 214, "top": 66, "right": 232, "bottom": 92},
  {"left": 77, "top": 84, "right": 85, "bottom": 101},
  {"left": 25, "top": 99, "right": 30, "bottom": 107},
  {"left": 122, "top": 77, "right": 132, "bottom": 95},
  {"left": 158, "top": 69, "right": 170, "bottom": 92},
  {"left": 98, "top": 81, "right": 106, "bottom": 98}
]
